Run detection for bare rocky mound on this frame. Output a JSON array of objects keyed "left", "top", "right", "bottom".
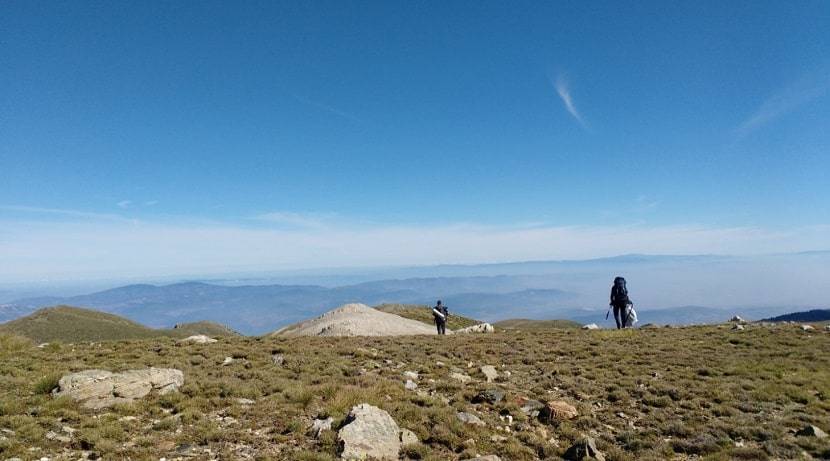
[{"left": 273, "top": 303, "right": 439, "bottom": 337}]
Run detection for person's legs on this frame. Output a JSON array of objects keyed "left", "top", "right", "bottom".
[
  {"left": 613, "top": 306, "right": 623, "bottom": 329},
  {"left": 439, "top": 321, "right": 446, "bottom": 335}
]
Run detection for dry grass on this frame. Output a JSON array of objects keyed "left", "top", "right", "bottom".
[{"left": 0, "top": 324, "right": 828, "bottom": 459}]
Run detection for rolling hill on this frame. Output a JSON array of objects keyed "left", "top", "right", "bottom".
[
  {"left": 493, "top": 318, "right": 582, "bottom": 330},
  {"left": 0, "top": 306, "right": 239, "bottom": 343},
  {"left": 762, "top": 309, "right": 830, "bottom": 323}
]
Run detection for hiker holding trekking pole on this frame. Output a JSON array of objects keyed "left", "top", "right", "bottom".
[
  {"left": 432, "top": 300, "right": 449, "bottom": 335},
  {"left": 609, "top": 277, "right": 635, "bottom": 329}
]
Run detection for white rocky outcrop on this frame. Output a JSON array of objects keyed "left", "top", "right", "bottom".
[
  {"left": 177, "top": 335, "right": 217, "bottom": 344},
  {"left": 276, "top": 303, "right": 439, "bottom": 337},
  {"left": 455, "top": 323, "right": 495, "bottom": 334}
]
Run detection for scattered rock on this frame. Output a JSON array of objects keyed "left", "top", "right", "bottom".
[
  {"left": 400, "top": 428, "right": 418, "bottom": 446},
  {"left": 472, "top": 388, "right": 505, "bottom": 404},
  {"left": 309, "top": 417, "right": 334, "bottom": 438},
  {"left": 450, "top": 372, "right": 472, "bottom": 384},
  {"left": 44, "top": 430, "right": 71, "bottom": 443},
  {"left": 338, "top": 403, "right": 401, "bottom": 460},
  {"left": 796, "top": 425, "right": 827, "bottom": 438},
  {"left": 540, "top": 401, "right": 578, "bottom": 423},
  {"left": 732, "top": 324, "right": 745, "bottom": 331},
  {"left": 53, "top": 368, "right": 184, "bottom": 409},
  {"left": 456, "top": 411, "right": 486, "bottom": 426},
  {"left": 37, "top": 343, "right": 50, "bottom": 349},
  {"left": 177, "top": 335, "right": 217, "bottom": 344},
  {"left": 825, "top": 325, "right": 830, "bottom": 332},
  {"left": 236, "top": 398, "right": 255, "bottom": 405},
  {"left": 801, "top": 325, "right": 815, "bottom": 331},
  {"left": 563, "top": 437, "right": 606, "bottom": 461},
  {"left": 582, "top": 324, "right": 600, "bottom": 330},
  {"left": 404, "top": 380, "right": 418, "bottom": 391},
  {"left": 729, "top": 316, "right": 746, "bottom": 323},
  {"left": 480, "top": 365, "right": 499, "bottom": 383},
  {"left": 519, "top": 399, "right": 545, "bottom": 417},
  {"left": 403, "top": 371, "right": 419, "bottom": 380},
  {"left": 271, "top": 354, "right": 285, "bottom": 366},
  {"left": 222, "top": 357, "right": 234, "bottom": 366},
  {"left": 435, "top": 361, "right": 445, "bottom": 367},
  {"left": 454, "top": 323, "right": 495, "bottom": 334},
  {"left": 640, "top": 323, "right": 659, "bottom": 329}
]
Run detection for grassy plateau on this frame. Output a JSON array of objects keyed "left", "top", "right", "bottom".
[{"left": 0, "top": 321, "right": 828, "bottom": 460}]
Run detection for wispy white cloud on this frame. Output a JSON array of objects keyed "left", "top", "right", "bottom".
[
  {"left": 253, "top": 211, "right": 337, "bottom": 229},
  {"left": 736, "top": 74, "right": 829, "bottom": 138},
  {"left": 290, "top": 93, "right": 364, "bottom": 124},
  {"left": 144, "top": 200, "right": 158, "bottom": 207},
  {"left": 0, "top": 205, "right": 129, "bottom": 222},
  {"left": 554, "top": 75, "right": 587, "bottom": 128},
  {"left": 0, "top": 208, "right": 827, "bottom": 283},
  {"left": 117, "top": 200, "right": 132, "bottom": 209}
]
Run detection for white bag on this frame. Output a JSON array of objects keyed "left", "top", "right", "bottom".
[
  {"left": 432, "top": 308, "right": 446, "bottom": 320},
  {"left": 624, "top": 305, "right": 638, "bottom": 327}
]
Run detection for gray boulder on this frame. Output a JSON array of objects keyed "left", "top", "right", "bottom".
[
  {"left": 338, "top": 404, "right": 401, "bottom": 460},
  {"left": 53, "top": 368, "right": 184, "bottom": 409},
  {"left": 309, "top": 417, "right": 334, "bottom": 438}
]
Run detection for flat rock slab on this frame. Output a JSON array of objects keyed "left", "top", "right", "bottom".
[
  {"left": 455, "top": 323, "right": 495, "bottom": 333},
  {"left": 53, "top": 368, "right": 184, "bottom": 409},
  {"left": 541, "top": 400, "right": 578, "bottom": 423},
  {"left": 457, "top": 411, "right": 486, "bottom": 426},
  {"left": 338, "top": 403, "right": 401, "bottom": 460},
  {"left": 480, "top": 365, "right": 499, "bottom": 382},
  {"left": 178, "top": 335, "right": 217, "bottom": 344}
]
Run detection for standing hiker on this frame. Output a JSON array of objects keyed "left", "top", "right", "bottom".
[
  {"left": 609, "top": 277, "right": 631, "bottom": 329},
  {"left": 432, "top": 300, "right": 449, "bottom": 335}
]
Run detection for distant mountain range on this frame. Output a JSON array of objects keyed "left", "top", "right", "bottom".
[{"left": 2, "top": 252, "right": 828, "bottom": 334}]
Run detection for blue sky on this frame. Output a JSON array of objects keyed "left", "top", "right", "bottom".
[{"left": 1, "top": 1, "right": 829, "bottom": 282}]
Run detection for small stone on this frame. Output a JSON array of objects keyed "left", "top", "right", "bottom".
[
  {"left": 456, "top": 411, "right": 486, "bottom": 426},
  {"left": 403, "top": 371, "right": 419, "bottom": 380},
  {"left": 271, "top": 354, "right": 285, "bottom": 366},
  {"left": 796, "top": 425, "right": 827, "bottom": 438},
  {"left": 400, "top": 428, "right": 418, "bottom": 446},
  {"left": 44, "top": 431, "right": 71, "bottom": 443},
  {"left": 563, "top": 437, "right": 605, "bottom": 461},
  {"left": 801, "top": 325, "right": 815, "bottom": 331},
  {"left": 490, "top": 434, "right": 508, "bottom": 442},
  {"left": 472, "top": 388, "right": 505, "bottom": 404},
  {"left": 404, "top": 379, "right": 418, "bottom": 391},
  {"left": 450, "top": 372, "right": 472, "bottom": 384},
  {"left": 480, "top": 365, "right": 499, "bottom": 383},
  {"left": 732, "top": 324, "right": 745, "bottom": 331},
  {"left": 236, "top": 398, "right": 255, "bottom": 405},
  {"left": 309, "top": 417, "right": 334, "bottom": 438},
  {"left": 540, "top": 401, "right": 578, "bottom": 423},
  {"left": 582, "top": 323, "right": 600, "bottom": 330},
  {"left": 222, "top": 357, "right": 234, "bottom": 366},
  {"left": 435, "top": 361, "right": 445, "bottom": 367}
]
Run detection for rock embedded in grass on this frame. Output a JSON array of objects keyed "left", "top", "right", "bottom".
[
  {"left": 309, "top": 417, "right": 334, "bottom": 438},
  {"left": 472, "top": 388, "right": 505, "bottom": 404},
  {"left": 457, "top": 411, "right": 486, "bottom": 426},
  {"left": 540, "top": 400, "right": 578, "bottom": 423},
  {"left": 563, "top": 436, "right": 605, "bottom": 461},
  {"left": 582, "top": 323, "right": 600, "bottom": 330},
  {"left": 450, "top": 372, "right": 472, "bottom": 384},
  {"left": 338, "top": 403, "right": 402, "bottom": 460},
  {"left": 796, "top": 424, "right": 827, "bottom": 438},
  {"left": 177, "top": 335, "right": 217, "bottom": 344},
  {"left": 480, "top": 365, "right": 498, "bottom": 383},
  {"left": 53, "top": 368, "right": 184, "bottom": 409}
]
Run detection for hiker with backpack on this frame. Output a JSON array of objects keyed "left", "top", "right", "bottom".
[
  {"left": 432, "top": 300, "right": 449, "bottom": 335},
  {"left": 609, "top": 277, "right": 636, "bottom": 329}
]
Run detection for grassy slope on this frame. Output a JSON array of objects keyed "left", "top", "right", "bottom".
[
  {"left": 0, "top": 306, "right": 239, "bottom": 343},
  {"left": 494, "top": 318, "right": 582, "bottom": 330},
  {"left": 374, "top": 303, "right": 482, "bottom": 330},
  {"left": 0, "top": 324, "right": 828, "bottom": 460}
]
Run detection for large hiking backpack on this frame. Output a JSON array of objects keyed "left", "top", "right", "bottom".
[{"left": 613, "top": 277, "right": 629, "bottom": 305}]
